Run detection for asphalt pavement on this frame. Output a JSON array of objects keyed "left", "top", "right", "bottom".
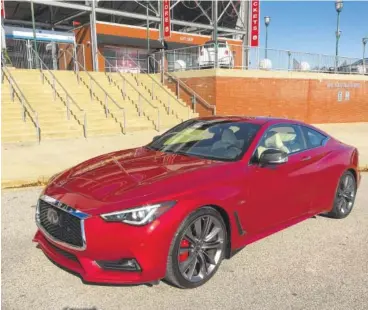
[{"left": 1, "top": 175, "right": 368, "bottom": 310}]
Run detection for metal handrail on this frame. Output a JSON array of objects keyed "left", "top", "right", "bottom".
[
  {"left": 121, "top": 53, "right": 191, "bottom": 121},
  {"left": 31, "top": 48, "right": 87, "bottom": 138},
  {"left": 65, "top": 49, "right": 127, "bottom": 133},
  {"left": 97, "top": 51, "right": 161, "bottom": 131},
  {"left": 1, "top": 65, "right": 41, "bottom": 143},
  {"left": 148, "top": 55, "right": 216, "bottom": 115}
]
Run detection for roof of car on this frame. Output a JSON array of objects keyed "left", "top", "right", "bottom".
[
  {"left": 194, "top": 115, "right": 297, "bottom": 125},
  {"left": 191, "top": 116, "right": 331, "bottom": 138}
]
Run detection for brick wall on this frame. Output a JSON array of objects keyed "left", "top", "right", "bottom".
[
  {"left": 174, "top": 70, "right": 368, "bottom": 123},
  {"left": 165, "top": 76, "right": 215, "bottom": 116}
]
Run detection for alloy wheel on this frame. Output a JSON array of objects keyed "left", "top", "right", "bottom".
[
  {"left": 177, "top": 215, "right": 224, "bottom": 283},
  {"left": 335, "top": 173, "right": 356, "bottom": 214}
]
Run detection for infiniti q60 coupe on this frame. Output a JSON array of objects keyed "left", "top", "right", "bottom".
[{"left": 33, "top": 116, "right": 360, "bottom": 289}]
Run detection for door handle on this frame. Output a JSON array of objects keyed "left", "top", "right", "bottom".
[{"left": 301, "top": 156, "right": 311, "bottom": 161}]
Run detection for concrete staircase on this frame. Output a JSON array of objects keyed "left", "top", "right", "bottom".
[
  {"left": 1, "top": 78, "right": 39, "bottom": 143},
  {"left": 5, "top": 69, "right": 84, "bottom": 141},
  {"left": 88, "top": 72, "right": 191, "bottom": 130},
  {"left": 1, "top": 68, "right": 198, "bottom": 143},
  {"left": 134, "top": 73, "right": 195, "bottom": 122},
  {"left": 53, "top": 70, "right": 156, "bottom": 135}
]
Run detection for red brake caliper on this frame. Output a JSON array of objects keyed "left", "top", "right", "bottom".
[{"left": 179, "top": 239, "right": 190, "bottom": 262}]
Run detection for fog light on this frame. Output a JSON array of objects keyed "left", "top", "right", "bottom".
[{"left": 96, "top": 258, "right": 141, "bottom": 272}]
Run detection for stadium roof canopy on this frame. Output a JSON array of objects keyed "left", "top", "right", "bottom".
[{"left": 3, "top": 1, "right": 248, "bottom": 38}]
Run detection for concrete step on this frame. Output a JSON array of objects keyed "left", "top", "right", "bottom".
[
  {"left": 37, "top": 122, "right": 82, "bottom": 131},
  {"left": 2, "top": 102, "right": 65, "bottom": 110},
  {"left": 86, "top": 126, "right": 124, "bottom": 136},
  {"left": 2, "top": 112, "right": 67, "bottom": 122},
  {"left": 41, "top": 130, "right": 84, "bottom": 140},
  {"left": 2, "top": 132, "right": 39, "bottom": 143}
]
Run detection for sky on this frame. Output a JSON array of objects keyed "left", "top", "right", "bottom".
[{"left": 258, "top": 1, "right": 368, "bottom": 59}]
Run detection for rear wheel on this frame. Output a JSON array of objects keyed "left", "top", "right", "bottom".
[
  {"left": 327, "top": 171, "right": 357, "bottom": 219},
  {"left": 165, "top": 207, "right": 227, "bottom": 289}
]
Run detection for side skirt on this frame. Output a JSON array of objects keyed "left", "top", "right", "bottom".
[{"left": 228, "top": 213, "right": 318, "bottom": 259}]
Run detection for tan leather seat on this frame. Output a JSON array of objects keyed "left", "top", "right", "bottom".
[
  {"left": 257, "top": 131, "right": 289, "bottom": 159},
  {"left": 212, "top": 128, "right": 240, "bottom": 150}
]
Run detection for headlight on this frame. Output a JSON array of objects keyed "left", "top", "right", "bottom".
[{"left": 101, "top": 201, "right": 176, "bottom": 226}]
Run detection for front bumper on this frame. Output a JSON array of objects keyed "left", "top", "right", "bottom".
[{"left": 33, "top": 213, "right": 177, "bottom": 285}]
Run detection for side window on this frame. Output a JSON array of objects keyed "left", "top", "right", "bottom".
[
  {"left": 255, "top": 125, "right": 306, "bottom": 159},
  {"left": 302, "top": 127, "right": 328, "bottom": 148}
]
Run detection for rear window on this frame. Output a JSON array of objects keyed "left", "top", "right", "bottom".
[{"left": 302, "top": 126, "right": 328, "bottom": 148}]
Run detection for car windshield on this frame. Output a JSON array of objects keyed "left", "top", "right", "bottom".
[{"left": 146, "top": 119, "right": 261, "bottom": 161}]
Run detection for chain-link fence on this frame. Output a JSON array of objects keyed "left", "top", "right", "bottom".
[
  {"left": 153, "top": 43, "right": 366, "bottom": 75},
  {"left": 5, "top": 38, "right": 85, "bottom": 70}
]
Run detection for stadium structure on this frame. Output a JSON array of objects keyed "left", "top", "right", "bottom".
[{"left": 2, "top": 1, "right": 251, "bottom": 71}]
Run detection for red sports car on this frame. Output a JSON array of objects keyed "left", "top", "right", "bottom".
[{"left": 33, "top": 116, "right": 360, "bottom": 289}]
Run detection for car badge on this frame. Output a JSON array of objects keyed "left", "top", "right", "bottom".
[{"left": 46, "top": 209, "right": 59, "bottom": 225}]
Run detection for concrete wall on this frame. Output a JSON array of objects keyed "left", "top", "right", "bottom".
[{"left": 169, "top": 69, "right": 368, "bottom": 123}]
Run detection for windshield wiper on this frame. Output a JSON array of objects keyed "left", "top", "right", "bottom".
[{"left": 144, "top": 145, "right": 157, "bottom": 151}]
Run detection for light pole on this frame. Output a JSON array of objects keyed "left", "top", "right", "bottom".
[
  {"left": 363, "top": 37, "right": 368, "bottom": 75},
  {"left": 146, "top": 3, "right": 150, "bottom": 72},
  {"left": 264, "top": 16, "right": 271, "bottom": 59},
  {"left": 335, "top": 0, "right": 343, "bottom": 72},
  {"left": 30, "top": 0, "right": 39, "bottom": 68}
]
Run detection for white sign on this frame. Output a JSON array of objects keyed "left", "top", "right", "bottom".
[
  {"left": 4, "top": 26, "right": 75, "bottom": 43},
  {"left": 327, "top": 82, "right": 360, "bottom": 89}
]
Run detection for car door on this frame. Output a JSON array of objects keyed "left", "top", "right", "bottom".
[
  {"left": 299, "top": 125, "right": 332, "bottom": 215},
  {"left": 241, "top": 124, "right": 312, "bottom": 235}
]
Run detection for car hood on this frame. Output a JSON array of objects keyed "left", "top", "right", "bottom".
[{"left": 46, "top": 147, "right": 222, "bottom": 207}]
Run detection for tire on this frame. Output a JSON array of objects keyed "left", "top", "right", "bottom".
[
  {"left": 165, "top": 207, "right": 227, "bottom": 289},
  {"left": 327, "top": 170, "right": 357, "bottom": 219}
]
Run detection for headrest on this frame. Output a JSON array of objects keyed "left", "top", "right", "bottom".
[
  {"left": 264, "top": 132, "right": 284, "bottom": 149},
  {"left": 221, "top": 129, "right": 238, "bottom": 144}
]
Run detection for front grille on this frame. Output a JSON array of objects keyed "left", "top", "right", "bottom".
[
  {"left": 45, "top": 238, "right": 79, "bottom": 262},
  {"left": 38, "top": 200, "right": 83, "bottom": 247}
]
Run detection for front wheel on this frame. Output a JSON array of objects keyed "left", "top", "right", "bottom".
[
  {"left": 327, "top": 171, "right": 357, "bottom": 219},
  {"left": 165, "top": 207, "right": 227, "bottom": 289}
]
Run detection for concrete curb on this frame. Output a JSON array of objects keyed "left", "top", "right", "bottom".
[
  {"left": 2, "top": 166, "right": 367, "bottom": 190},
  {"left": 2, "top": 176, "right": 51, "bottom": 190}
]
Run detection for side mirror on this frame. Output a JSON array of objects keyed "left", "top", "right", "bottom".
[{"left": 259, "top": 149, "right": 288, "bottom": 166}]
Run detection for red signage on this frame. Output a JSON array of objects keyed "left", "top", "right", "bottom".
[
  {"left": 163, "top": 0, "right": 171, "bottom": 38},
  {"left": 250, "top": 0, "right": 260, "bottom": 47},
  {"left": 1, "top": 0, "right": 5, "bottom": 19}
]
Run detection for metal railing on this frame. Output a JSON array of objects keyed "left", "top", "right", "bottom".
[
  {"left": 153, "top": 43, "right": 367, "bottom": 75},
  {"left": 240, "top": 46, "right": 365, "bottom": 74},
  {"left": 65, "top": 49, "right": 127, "bottom": 134},
  {"left": 98, "top": 51, "right": 161, "bottom": 131},
  {"left": 1, "top": 65, "right": 41, "bottom": 143},
  {"left": 148, "top": 55, "right": 216, "bottom": 115},
  {"left": 31, "top": 48, "right": 87, "bottom": 138},
  {"left": 107, "top": 52, "right": 191, "bottom": 121}
]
